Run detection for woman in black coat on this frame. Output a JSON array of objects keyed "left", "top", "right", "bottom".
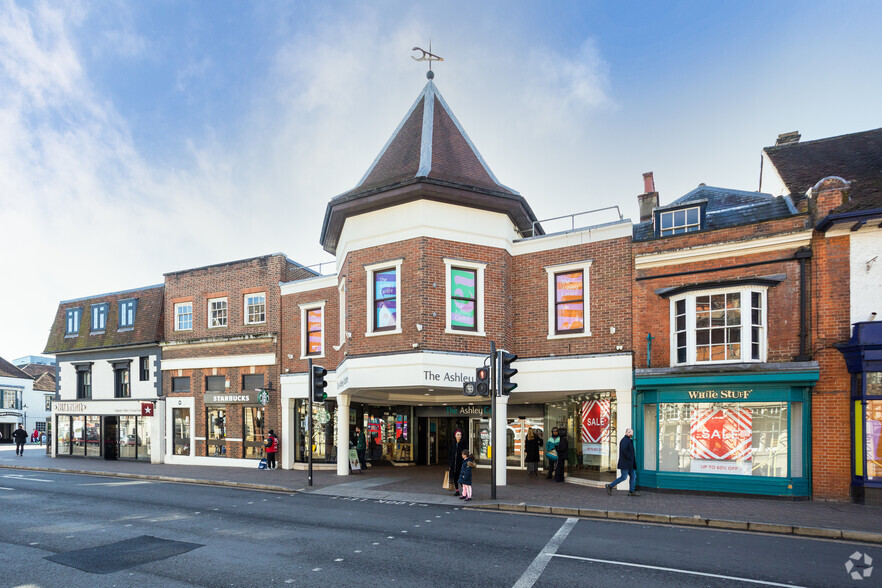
[
  {"left": 524, "top": 428, "right": 541, "bottom": 477},
  {"left": 448, "top": 428, "right": 469, "bottom": 496},
  {"left": 554, "top": 429, "right": 569, "bottom": 482}
]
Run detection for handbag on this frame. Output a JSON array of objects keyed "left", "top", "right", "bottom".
[
  {"left": 547, "top": 449, "right": 558, "bottom": 460},
  {"left": 443, "top": 470, "right": 453, "bottom": 490}
]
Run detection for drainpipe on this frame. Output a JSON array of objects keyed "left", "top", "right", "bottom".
[
  {"left": 646, "top": 333, "right": 655, "bottom": 368},
  {"left": 795, "top": 248, "right": 812, "bottom": 361}
]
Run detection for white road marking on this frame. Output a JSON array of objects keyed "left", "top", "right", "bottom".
[
  {"left": 0, "top": 487, "right": 13, "bottom": 491},
  {"left": 386, "top": 536, "right": 394, "bottom": 539},
  {"left": 78, "top": 481, "right": 152, "bottom": 486},
  {"left": 29, "top": 542, "right": 39, "bottom": 545},
  {"left": 551, "top": 554, "right": 807, "bottom": 588},
  {"left": 312, "top": 568, "right": 322, "bottom": 572},
  {"left": 335, "top": 558, "right": 343, "bottom": 562},
  {"left": 372, "top": 542, "right": 379, "bottom": 545},
  {"left": 354, "top": 550, "right": 362, "bottom": 553},
  {"left": 125, "top": 524, "right": 133, "bottom": 527},
  {"left": 512, "top": 517, "right": 578, "bottom": 588},
  {"left": 2, "top": 474, "right": 53, "bottom": 482}
]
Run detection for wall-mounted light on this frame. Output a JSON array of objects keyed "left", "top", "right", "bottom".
[
  {"left": 287, "top": 354, "right": 294, "bottom": 360},
  {"left": 416, "top": 324, "right": 423, "bottom": 331},
  {"left": 346, "top": 332, "right": 352, "bottom": 339},
  {"left": 609, "top": 326, "right": 616, "bottom": 335}
]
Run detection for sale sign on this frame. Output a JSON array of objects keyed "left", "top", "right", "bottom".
[
  {"left": 690, "top": 407, "right": 752, "bottom": 475},
  {"left": 581, "top": 400, "right": 610, "bottom": 444}
]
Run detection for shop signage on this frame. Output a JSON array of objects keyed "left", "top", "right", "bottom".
[
  {"left": 0, "top": 411, "right": 21, "bottom": 417},
  {"left": 203, "top": 392, "right": 258, "bottom": 404},
  {"left": 257, "top": 390, "right": 269, "bottom": 406},
  {"left": 423, "top": 370, "right": 473, "bottom": 384},
  {"left": 581, "top": 400, "right": 610, "bottom": 443},
  {"left": 690, "top": 407, "right": 752, "bottom": 476},
  {"left": 141, "top": 403, "right": 154, "bottom": 417},
  {"left": 687, "top": 389, "right": 752, "bottom": 400},
  {"left": 53, "top": 402, "right": 88, "bottom": 413}
]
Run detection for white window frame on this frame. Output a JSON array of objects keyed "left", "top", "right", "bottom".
[
  {"left": 175, "top": 302, "right": 193, "bottom": 331},
  {"left": 91, "top": 303, "right": 107, "bottom": 332},
  {"left": 118, "top": 299, "right": 137, "bottom": 329},
  {"left": 208, "top": 297, "right": 228, "bottom": 329},
  {"left": 545, "top": 260, "right": 592, "bottom": 339},
  {"left": 66, "top": 308, "right": 81, "bottom": 336},
  {"left": 670, "top": 286, "right": 768, "bottom": 366},
  {"left": 365, "top": 259, "right": 403, "bottom": 337},
  {"left": 299, "top": 301, "right": 326, "bottom": 359},
  {"left": 444, "top": 258, "right": 486, "bottom": 337},
  {"left": 659, "top": 206, "right": 701, "bottom": 236},
  {"left": 244, "top": 292, "right": 267, "bottom": 325},
  {"left": 338, "top": 278, "right": 347, "bottom": 347}
]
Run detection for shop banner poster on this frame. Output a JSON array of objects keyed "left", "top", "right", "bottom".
[
  {"left": 690, "top": 407, "right": 752, "bottom": 476},
  {"left": 581, "top": 400, "right": 610, "bottom": 445}
]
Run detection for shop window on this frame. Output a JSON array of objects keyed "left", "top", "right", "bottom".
[
  {"left": 545, "top": 261, "right": 592, "bottom": 339},
  {"left": 208, "top": 297, "right": 228, "bottom": 328},
  {"left": 57, "top": 416, "right": 71, "bottom": 455},
  {"left": 670, "top": 287, "right": 767, "bottom": 365},
  {"left": 867, "top": 399, "right": 882, "bottom": 481},
  {"left": 175, "top": 302, "right": 193, "bottom": 331},
  {"left": 113, "top": 362, "right": 131, "bottom": 398},
  {"left": 75, "top": 364, "right": 92, "bottom": 399},
  {"left": 91, "top": 303, "right": 108, "bottom": 332},
  {"left": 657, "top": 402, "right": 789, "bottom": 477},
  {"left": 244, "top": 406, "right": 266, "bottom": 459},
  {"left": 72, "top": 416, "right": 85, "bottom": 456},
  {"left": 365, "top": 259, "right": 402, "bottom": 336},
  {"left": 119, "top": 415, "right": 138, "bottom": 459},
  {"left": 300, "top": 304, "right": 324, "bottom": 357},
  {"left": 444, "top": 259, "right": 485, "bottom": 335},
  {"left": 244, "top": 293, "right": 266, "bottom": 325},
  {"left": 296, "top": 399, "right": 337, "bottom": 463},
  {"left": 173, "top": 408, "right": 191, "bottom": 455},
  {"left": 207, "top": 408, "right": 226, "bottom": 457},
  {"left": 85, "top": 415, "right": 101, "bottom": 457}
]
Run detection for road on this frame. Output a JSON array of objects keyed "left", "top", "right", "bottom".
[{"left": 0, "top": 468, "right": 874, "bottom": 587}]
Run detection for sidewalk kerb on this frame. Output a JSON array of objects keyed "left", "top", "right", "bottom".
[
  {"left": 793, "top": 526, "right": 842, "bottom": 539},
  {"left": 526, "top": 505, "right": 552, "bottom": 514},
  {"left": 579, "top": 508, "right": 608, "bottom": 519},
  {"left": 607, "top": 510, "right": 639, "bottom": 521},
  {"left": 841, "top": 530, "right": 882, "bottom": 544},
  {"left": 637, "top": 513, "right": 671, "bottom": 524},
  {"left": 499, "top": 503, "right": 527, "bottom": 512},
  {"left": 551, "top": 507, "right": 580, "bottom": 516},
  {"left": 707, "top": 519, "right": 749, "bottom": 530},
  {"left": 748, "top": 522, "right": 794, "bottom": 535}
]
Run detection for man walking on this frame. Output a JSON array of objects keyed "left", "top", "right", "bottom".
[
  {"left": 606, "top": 428, "right": 639, "bottom": 496},
  {"left": 355, "top": 425, "right": 367, "bottom": 470},
  {"left": 13, "top": 424, "right": 28, "bottom": 456}
]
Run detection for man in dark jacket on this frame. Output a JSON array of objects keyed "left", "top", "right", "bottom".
[
  {"left": 12, "top": 424, "right": 28, "bottom": 456},
  {"left": 606, "top": 428, "right": 639, "bottom": 496},
  {"left": 554, "top": 429, "right": 569, "bottom": 482},
  {"left": 355, "top": 426, "right": 367, "bottom": 470}
]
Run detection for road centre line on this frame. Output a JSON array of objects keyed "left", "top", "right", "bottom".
[
  {"left": 550, "top": 554, "right": 807, "bottom": 587},
  {"left": 0, "top": 487, "right": 13, "bottom": 491},
  {"left": 512, "top": 517, "right": 579, "bottom": 588},
  {"left": 2, "top": 474, "right": 53, "bottom": 482},
  {"left": 78, "top": 481, "right": 153, "bottom": 486}
]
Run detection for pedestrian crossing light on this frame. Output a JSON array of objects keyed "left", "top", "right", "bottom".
[
  {"left": 500, "top": 351, "right": 518, "bottom": 395},
  {"left": 311, "top": 365, "right": 327, "bottom": 403},
  {"left": 475, "top": 366, "right": 490, "bottom": 397},
  {"left": 462, "top": 381, "right": 476, "bottom": 397}
]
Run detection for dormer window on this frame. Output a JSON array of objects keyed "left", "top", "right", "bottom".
[{"left": 658, "top": 206, "right": 701, "bottom": 236}]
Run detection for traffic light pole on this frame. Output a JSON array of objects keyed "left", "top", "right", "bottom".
[
  {"left": 490, "top": 341, "right": 497, "bottom": 500},
  {"left": 307, "top": 358, "right": 313, "bottom": 487}
]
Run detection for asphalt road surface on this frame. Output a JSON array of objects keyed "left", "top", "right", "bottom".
[{"left": 0, "top": 469, "right": 875, "bottom": 587}]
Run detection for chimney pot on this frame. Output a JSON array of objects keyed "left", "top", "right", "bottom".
[
  {"left": 638, "top": 172, "right": 659, "bottom": 223},
  {"left": 643, "top": 171, "right": 655, "bottom": 194}
]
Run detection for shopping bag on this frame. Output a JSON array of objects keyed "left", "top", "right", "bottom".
[
  {"left": 258, "top": 458, "right": 268, "bottom": 469},
  {"left": 443, "top": 470, "right": 455, "bottom": 491}
]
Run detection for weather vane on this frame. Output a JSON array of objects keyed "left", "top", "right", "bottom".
[{"left": 412, "top": 42, "right": 443, "bottom": 79}]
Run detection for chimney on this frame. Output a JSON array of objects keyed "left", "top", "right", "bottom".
[
  {"left": 775, "top": 131, "right": 801, "bottom": 146},
  {"left": 638, "top": 172, "right": 659, "bottom": 222}
]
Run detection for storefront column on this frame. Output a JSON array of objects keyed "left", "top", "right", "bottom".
[
  {"left": 337, "top": 394, "right": 351, "bottom": 476},
  {"left": 281, "top": 398, "right": 293, "bottom": 470},
  {"left": 151, "top": 399, "right": 166, "bottom": 464},
  {"left": 616, "top": 388, "right": 633, "bottom": 441},
  {"left": 495, "top": 395, "right": 508, "bottom": 487}
]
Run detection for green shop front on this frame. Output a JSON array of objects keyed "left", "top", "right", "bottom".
[{"left": 634, "top": 366, "right": 819, "bottom": 497}]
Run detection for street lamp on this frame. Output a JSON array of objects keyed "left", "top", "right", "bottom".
[{"left": 22, "top": 403, "right": 27, "bottom": 432}]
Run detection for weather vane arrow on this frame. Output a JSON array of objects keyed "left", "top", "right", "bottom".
[{"left": 411, "top": 46, "right": 444, "bottom": 63}]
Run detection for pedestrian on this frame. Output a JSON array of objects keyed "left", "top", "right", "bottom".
[
  {"left": 606, "top": 428, "right": 639, "bottom": 496},
  {"left": 355, "top": 426, "right": 367, "bottom": 470},
  {"left": 554, "top": 429, "right": 569, "bottom": 482},
  {"left": 448, "top": 428, "right": 469, "bottom": 496},
  {"left": 39, "top": 432, "right": 44, "bottom": 447},
  {"left": 264, "top": 429, "right": 278, "bottom": 470},
  {"left": 457, "top": 450, "right": 477, "bottom": 502},
  {"left": 545, "top": 427, "right": 560, "bottom": 479},
  {"left": 524, "top": 428, "right": 540, "bottom": 477},
  {"left": 13, "top": 424, "right": 28, "bottom": 456},
  {"left": 32, "top": 429, "right": 39, "bottom": 443}
]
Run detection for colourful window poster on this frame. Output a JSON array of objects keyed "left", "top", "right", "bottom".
[
  {"left": 451, "top": 268, "right": 476, "bottom": 329},
  {"left": 690, "top": 407, "right": 752, "bottom": 475},
  {"left": 555, "top": 271, "right": 583, "bottom": 332},
  {"left": 374, "top": 269, "right": 397, "bottom": 329},
  {"left": 581, "top": 400, "right": 610, "bottom": 443},
  {"left": 307, "top": 308, "right": 322, "bottom": 354}
]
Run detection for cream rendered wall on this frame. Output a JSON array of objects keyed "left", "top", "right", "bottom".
[{"left": 850, "top": 227, "right": 882, "bottom": 324}]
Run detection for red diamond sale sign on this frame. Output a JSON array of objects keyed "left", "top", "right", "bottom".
[{"left": 689, "top": 407, "right": 752, "bottom": 475}]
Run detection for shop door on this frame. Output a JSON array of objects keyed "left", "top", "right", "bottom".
[
  {"left": 104, "top": 416, "right": 119, "bottom": 460},
  {"left": 470, "top": 418, "right": 491, "bottom": 462},
  {"left": 417, "top": 418, "right": 428, "bottom": 465}
]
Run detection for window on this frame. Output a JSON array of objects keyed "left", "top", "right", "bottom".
[
  {"left": 171, "top": 377, "right": 190, "bottom": 393},
  {"left": 91, "top": 303, "right": 108, "bottom": 332},
  {"left": 545, "top": 260, "right": 592, "bottom": 339},
  {"left": 65, "top": 308, "right": 82, "bottom": 335},
  {"left": 205, "top": 376, "right": 226, "bottom": 392},
  {"left": 114, "top": 364, "right": 130, "bottom": 398},
  {"left": 671, "top": 287, "right": 767, "bottom": 365},
  {"left": 365, "top": 259, "right": 403, "bottom": 336},
  {"left": 554, "top": 271, "right": 584, "bottom": 334},
  {"left": 173, "top": 408, "right": 191, "bottom": 455},
  {"left": 245, "top": 293, "right": 266, "bottom": 324},
  {"left": 306, "top": 307, "right": 323, "bottom": 356},
  {"left": 76, "top": 365, "right": 92, "bottom": 399},
  {"left": 2, "top": 389, "right": 20, "bottom": 409},
  {"left": 139, "top": 356, "right": 149, "bottom": 381},
  {"left": 209, "top": 298, "right": 228, "bottom": 328},
  {"left": 207, "top": 408, "right": 226, "bottom": 457},
  {"left": 243, "top": 374, "right": 264, "bottom": 392},
  {"left": 244, "top": 406, "right": 266, "bottom": 459},
  {"left": 175, "top": 302, "right": 193, "bottom": 331},
  {"left": 444, "top": 259, "right": 486, "bottom": 335},
  {"left": 119, "top": 299, "right": 137, "bottom": 328},
  {"left": 339, "top": 279, "right": 347, "bottom": 346},
  {"left": 658, "top": 206, "right": 701, "bottom": 236},
  {"left": 45, "top": 395, "right": 53, "bottom": 411}
]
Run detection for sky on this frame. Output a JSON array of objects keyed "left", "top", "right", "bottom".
[{"left": 1, "top": 0, "right": 881, "bottom": 362}]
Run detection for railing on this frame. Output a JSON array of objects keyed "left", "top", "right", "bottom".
[{"left": 527, "top": 205, "right": 624, "bottom": 238}]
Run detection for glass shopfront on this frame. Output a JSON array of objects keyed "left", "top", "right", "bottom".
[
  {"left": 295, "top": 399, "right": 338, "bottom": 463},
  {"left": 244, "top": 406, "right": 266, "bottom": 460},
  {"left": 207, "top": 407, "right": 226, "bottom": 456},
  {"left": 173, "top": 408, "right": 190, "bottom": 455},
  {"left": 544, "top": 392, "right": 617, "bottom": 480},
  {"left": 363, "top": 406, "right": 414, "bottom": 463},
  {"left": 55, "top": 414, "right": 150, "bottom": 460},
  {"left": 635, "top": 371, "right": 816, "bottom": 497}
]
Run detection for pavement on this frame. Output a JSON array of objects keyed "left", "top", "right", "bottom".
[{"left": 3, "top": 443, "right": 882, "bottom": 543}]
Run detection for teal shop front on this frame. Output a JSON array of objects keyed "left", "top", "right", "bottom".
[{"left": 634, "top": 367, "right": 818, "bottom": 497}]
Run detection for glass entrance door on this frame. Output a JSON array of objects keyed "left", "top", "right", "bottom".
[{"left": 471, "top": 418, "right": 491, "bottom": 462}]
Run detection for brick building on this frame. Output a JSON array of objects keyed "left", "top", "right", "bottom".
[
  {"left": 160, "top": 254, "right": 315, "bottom": 468},
  {"left": 279, "top": 76, "right": 634, "bottom": 482},
  {"left": 44, "top": 284, "right": 165, "bottom": 462}
]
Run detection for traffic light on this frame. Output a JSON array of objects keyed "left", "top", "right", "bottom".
[
  {"left": 499, "top": 351, "right": 518, "bottom": 395},
  {"left": 462, "top": 381, "right": 476, "bottom": 397},
  {"left": 475, "top": 366, "right": 490, "bottom": 397},
  {"left": 311, "top": 365, "right": 327, "bottom": 403}
]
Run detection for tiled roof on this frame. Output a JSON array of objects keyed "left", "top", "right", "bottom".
[
  {"left": 633, "top": 186, "right": 798, "bottom": 241},
  {"left": 18, "top": 364, "right": 54, "bottom": 378},
  {"left": 44, "top": 285, "right": 164, "bottom": 354},
  {"left": 33, "top": 372, "right": 56, "bottom": 392},
  {"left": 764, "top": 128, "right": 882, "bottom": 214},
  {"left": 0, "top": 356, "right": 31, "bottom": 380}
]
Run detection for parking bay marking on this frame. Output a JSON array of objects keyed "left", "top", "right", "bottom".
[{"left": 550, "top": 554, "right": 807, "bottom": 588}]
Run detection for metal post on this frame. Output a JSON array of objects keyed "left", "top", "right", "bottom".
[
  {"left": 307, "top": 358, "right": 313, "bottom": 487},
  {"left": 490, "top": 340, "right": 497, "bottom": 500}
]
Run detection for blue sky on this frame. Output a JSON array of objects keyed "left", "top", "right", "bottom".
[{"left": 1, "top": 0, "right": 880, "bottom": 360}]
